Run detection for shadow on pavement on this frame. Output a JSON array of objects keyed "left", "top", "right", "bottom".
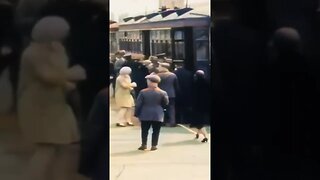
[
  {"left": 161, "top": 139, "right": 202, "bottom": 147},
  {"left": 160, "top": 127, "right": 192, "bottom": 134},
  {"left": 110, "top": 150, "right": 148, "bottom": 157}
]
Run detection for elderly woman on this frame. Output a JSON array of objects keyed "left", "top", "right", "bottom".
[
  {"left": 135, "top": 74, "right": 169, "bottom": 151},
  {"left": 190, "top": 70, "right": 210, "bottom": 143},
  {"left": 115, "top": 66, "right": 137, "bottom": 127},
  {"left": 18, "top": 16, "right": 86, "bottom": 180}
]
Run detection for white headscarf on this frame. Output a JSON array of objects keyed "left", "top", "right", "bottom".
[
  {"left": 31, "top": 16, "right": 70, "bottom": 43},
  {"left": 119, "top": 66, "right": 132, "bottom": 75}
]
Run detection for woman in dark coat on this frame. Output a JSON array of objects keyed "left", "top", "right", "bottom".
[{"left": 190, "top": 70, "right": 210, "bottom": 143}]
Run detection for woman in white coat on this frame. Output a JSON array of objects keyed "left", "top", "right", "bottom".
[
  {"left": 115, "top": 66, "right": 137, "bottom": 127},
  {"left": 18, "top": 16, "right": 86, "bottom": 180}
]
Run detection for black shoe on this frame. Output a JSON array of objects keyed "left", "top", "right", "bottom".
[
  {"left": 150, "top": 146, "right": 158, "bottom": 151},
  {"left": 127, "top": 122, "right": 134, "bottom": 126},
  {"left": 195, "top": 134, "right": 199, "bottom": 139},
  {"left": 138, "top": 145, "right": 147, "bottom": 151},
  {"left": 201, "top": 138, "right": 208, "bottom": 143},
  {"left": 116, "top": 123, "right": 126, "bottom": 127}
]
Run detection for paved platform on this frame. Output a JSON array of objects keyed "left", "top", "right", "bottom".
[{"left": 109, "top": 99, "right": 211, "bottom": 180}]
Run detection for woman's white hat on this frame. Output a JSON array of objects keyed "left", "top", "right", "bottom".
[
  {"left": 31, "top": 16, "right": 70, "bottom": 42},
  {"left": 119, "top": 66, "right": 132, "bottom": 75},
  {"left": 196, "top": 70, "right": 205, "bottom": 75}
]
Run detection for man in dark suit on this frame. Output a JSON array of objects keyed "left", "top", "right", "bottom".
[
  {"left": 122, "top": 54, "right": 149, "bottom": 98},
  {"left": 157, "top": 63, "right": 179, "bottom": 127}
]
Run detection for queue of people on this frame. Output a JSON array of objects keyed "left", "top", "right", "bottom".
[{"left": 110, "top": 50, "right": 211, "bottom": 150}]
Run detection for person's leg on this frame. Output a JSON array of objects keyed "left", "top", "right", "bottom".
[
  {"left": 23, "top": 144, "right": 56, "bottom": 180},
  {"left": 199, "top": 127, "right": 208, "bottom": 143},
  {"left": 195, "top": 128, "right": 200, "bottom": 139},
  {"left": 199, "top": 127, "right": 208, "bottom": 138},
  {"left": 167, "top": 98, "right": 176, "bottom": 126},
  {"left": 117, "top": 108, "right": 127, "bottom": 126},
  {"left": 49, "top": 144, "right": 80, "bottom": 180},
  {"left": 125, "top": 107, "right": 134, "bottom": 126},
  {"left": 151, "top": 121, "right": 162, "bottom": 150},
  {"left": 139, "top": 121, "right": 151, "bottom": 149}
]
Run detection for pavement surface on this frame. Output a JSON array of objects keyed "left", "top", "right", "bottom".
[{"left": 109, "top": 98, "right": 211, "bottom": 180}]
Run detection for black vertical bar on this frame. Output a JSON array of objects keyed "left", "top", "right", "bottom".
[
  {"left": 171, "top": 29, "right": 176, "bottom": 60},
  {"left": 184, "top": 27, "right": 194, "bottom": 71},
  {"left": 143, "top": 30, "right": 150, "bottom": 58}
]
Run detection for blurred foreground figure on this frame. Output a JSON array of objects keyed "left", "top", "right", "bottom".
[
  {"left": 17, "top": 16, "right": 86, "bottom": 180},
  {"left": 39, "top": 0, "right": 108, "bottom": 121},
  {"left": 0, "top": 0, "right": 22, "bottom": 114},
  {"left": 79, "top": 88, "right": 108, "bottom": 180},
  {"left": 135, "top": 75, "right": 169, "bottom": 151}
]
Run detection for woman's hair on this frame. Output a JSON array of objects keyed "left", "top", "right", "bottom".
[{"left": 119, "top": 66, "right": 132, "bottom": 75}]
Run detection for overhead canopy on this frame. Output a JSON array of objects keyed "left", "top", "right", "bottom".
[
  {"left": 119, "top": 8, "right": 210, "bottom": 31},
  {"left": 110, "top": 23, "right": 119, "bottom": 31}
]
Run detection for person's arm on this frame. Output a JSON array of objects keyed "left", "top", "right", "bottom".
[
  {"left": 66, "top": 65, "right": 87, "bottom": 82},
  {"left": 117, "top": 77, "right": 134, "bottom": 89},
  {"left": 28, "top": 51, "right": 68, "bottom": 87},
  {"left": 173, "top": 75, "right": 180, "bottom": 94},
  {"left": 134, "top": 92, "right": 143, "bottom": 117},
  {"left": 162, "top": 91, "right": 169, "bottom": 107}
]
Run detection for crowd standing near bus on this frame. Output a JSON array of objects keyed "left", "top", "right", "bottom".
[{"left": 110, "top": 49, "right": 211, "bottom": 150}]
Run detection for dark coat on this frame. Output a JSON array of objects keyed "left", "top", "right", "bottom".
[
  {"left": 174, "top": 67, "right": 193, "bottom": 107},
  {"left": 135, "top": 87, "right": 169, "bottom": 122},
  {"left": 192, "top": 74, "right": 210, "bottom": 113},
  {"left": 79, "top": 88, "right": 108, "bottom": 180},
  {"left": 122, "top": 60, "right": 149, "bottom": 96},
  {"left": 158, "top": 70, "right": 179, "bottom": 98}
]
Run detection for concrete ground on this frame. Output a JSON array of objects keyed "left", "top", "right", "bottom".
[{"left": 110, "top": 98, "right": 211, "bottom": 180}]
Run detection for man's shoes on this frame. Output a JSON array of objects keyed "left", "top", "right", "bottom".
[
  {"left": 150, "top": 146, "right": 158, "bottom": 151},
  {"left": 138, "top": 145, "right": 147, "bottom": 151}
]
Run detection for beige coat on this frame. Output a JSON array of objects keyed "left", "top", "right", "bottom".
[
  {"left": 115, "top": 75, "right": 134, "bottom": 108},
  {"left": 17, "top": 42, "right": 80, "bottom": 144}
]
